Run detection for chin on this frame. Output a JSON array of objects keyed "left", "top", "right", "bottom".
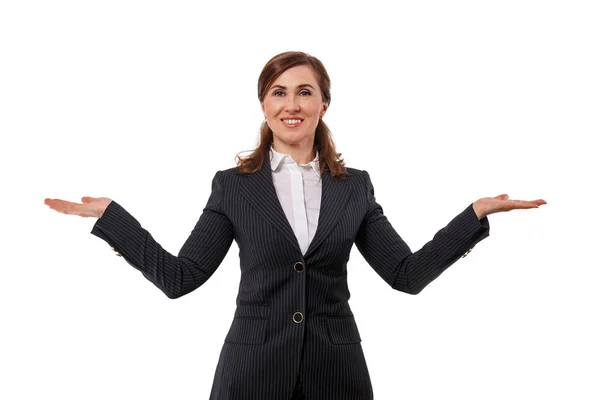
[{"left": 276, "top": 133, "right": 313, "bottom": 144}]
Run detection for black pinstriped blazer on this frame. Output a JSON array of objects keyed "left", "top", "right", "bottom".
[{"left": 91, "top": 161, "right": 490, "bottom": 400}]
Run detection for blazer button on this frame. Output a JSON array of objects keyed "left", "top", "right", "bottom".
[
  {"left": 293, "top": 312, "right": 304, "bottom": 323},
  {"left": 293, "top": 262, "right": 305, "bottom": 273}
]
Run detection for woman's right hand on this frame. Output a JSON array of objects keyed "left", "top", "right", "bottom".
[{"left": 44, "top": 196, "right": 113, "bottom": 218}]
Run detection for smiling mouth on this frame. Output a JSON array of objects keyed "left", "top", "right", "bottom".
[{"left": 281, "top": 119, "right": 304, "bottom": 127}]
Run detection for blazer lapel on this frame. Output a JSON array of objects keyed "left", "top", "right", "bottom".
[
  {"left": 303, "top": 168, "right": 353, "bottom": 259},
  {"left": 240, "top": 161, "right": 353, "bottom": 259},
  {"left": 240, "top": 161, "right": 301, "bottom": 253}
]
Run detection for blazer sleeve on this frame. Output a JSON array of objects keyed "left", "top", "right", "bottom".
[
  {"left": 90, "top": 170, "right": 234, "bottom": 299},
  {"left": 354, "top": 170, "right": 490, "bottom": 295}
]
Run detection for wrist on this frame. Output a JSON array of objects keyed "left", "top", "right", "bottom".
[{"left": 472, "top": 200, "right": 484, "bottom": 220}]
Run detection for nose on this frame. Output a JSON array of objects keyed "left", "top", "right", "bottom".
[{"left": 284, "top": 96, "right": 301, "bottom": 113}]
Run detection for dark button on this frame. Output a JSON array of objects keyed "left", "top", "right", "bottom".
[
  {"left": 293, "top": 261, "right": 305, "bottom": 273},
  {"left": 293, "top": 312, "right": 304, "bottom": 323}
]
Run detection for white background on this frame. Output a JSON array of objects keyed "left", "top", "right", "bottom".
[{"left": 1, "top": 0, "right": 599, "bottom": 399}]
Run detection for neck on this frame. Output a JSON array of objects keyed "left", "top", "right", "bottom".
[{"left": 272, "top": 139, "right": 315, "bottom": 164}]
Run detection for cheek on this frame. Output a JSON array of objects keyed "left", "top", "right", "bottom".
[
  {"left": 304, "top": 100, "right": 323, "bottom": 116},
  {"left": 263, "top": 100, "right": 282, "bottom": 117}
]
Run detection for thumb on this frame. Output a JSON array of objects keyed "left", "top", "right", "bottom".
[
  {"left": 81, "top": 196, "right": 94, "bottom": 203},
  {"left": 495, "top": 194, "right": 509, "bottom": 200}
]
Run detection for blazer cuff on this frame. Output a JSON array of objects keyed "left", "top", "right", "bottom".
[
  {"left": 449, "top": 203, "right": 490, "bottom": 254},
  {"left": 90, "top": 200, "right": 146, "bottom": 255}
]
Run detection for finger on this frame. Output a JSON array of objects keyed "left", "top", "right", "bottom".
[
  {"left": 510, "top": 199, "right": 546, "bottom": 206},
  {"left": 47, "top": 199, "right": 82, "bottom": 207},
  {"left": 45, "top": 198, "right": 86, "bottom": 215},
  {"left": 44, "top": 198, "right": 67, "bottom": 210},
  {"left": 502, "top": 200, "right": 542, "bottom": 210},
  {"left": 44, "top": 198, "right": 64, "bottom": 205},
  {"left": 524, "top": 199, "right": 547, "bottom": 206}
]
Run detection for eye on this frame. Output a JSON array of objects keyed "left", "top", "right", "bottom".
[
  {"left": 273, "top": 90, "right": 285, "bottom": 97},
  {"left": 299, "top": 90, "right": 311, "bottom": 96}
]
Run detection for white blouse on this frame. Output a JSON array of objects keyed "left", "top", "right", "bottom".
[{"left": 269, "top": 146, "right": 322, "bottom": 255}]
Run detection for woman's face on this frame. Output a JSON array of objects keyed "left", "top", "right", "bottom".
[{"left": 261, "top": 65, "right": 328, "bottom": 151}]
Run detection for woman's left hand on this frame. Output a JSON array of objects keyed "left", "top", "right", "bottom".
[{"left": 472, "top": 194, "right": 547, "bottom": 220}]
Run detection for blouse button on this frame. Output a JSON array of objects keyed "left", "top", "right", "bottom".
[
  {"left": 293, "top": 261, "right": 305, "bottom": 273},
  {"left": 293, "top": 312, "right": 304, "bottom": 323}
]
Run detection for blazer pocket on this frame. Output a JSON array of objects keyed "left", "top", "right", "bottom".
[
  {"left": 326, "top": 316, "right": 362, "bottom": 345},
  {"left": 224, "top": 316, "right": 268, "bottom": 345}
]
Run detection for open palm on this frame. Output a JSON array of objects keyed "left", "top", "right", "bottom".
[
  {"left": 473, "top": 194, "right": 546, "bottom": 219},
  {"left": 44, "top": 196, "right": 113, "bottom": 218}
]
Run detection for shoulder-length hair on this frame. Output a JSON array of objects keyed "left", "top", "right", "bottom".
[{"left": 235, "top": 51, "right": 348, "bottom": 179}]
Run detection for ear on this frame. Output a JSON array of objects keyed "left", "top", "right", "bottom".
[
  {"left": 261, "top": 102, "right": 266, "bottom": 116},
  {"left": 320, "top": 104, "right": 328, "bottom": 118}
]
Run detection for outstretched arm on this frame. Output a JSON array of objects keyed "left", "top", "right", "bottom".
[
  {"left": 45, "top": 171, "right": 234, "bottom": 299},
  {"left": 355, "top": 170, "right": 490, "bottom": 295},
  {"left": 90, "top": 171, "right": 234, "bottom": 299}
]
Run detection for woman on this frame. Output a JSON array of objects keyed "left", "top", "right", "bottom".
[{"left": 44, "top": 51, "right": 546, "bottom": 400}]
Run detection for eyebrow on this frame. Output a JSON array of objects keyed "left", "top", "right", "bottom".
[{"left": 270, "top": 84, "right": 316, "bottom": 91}]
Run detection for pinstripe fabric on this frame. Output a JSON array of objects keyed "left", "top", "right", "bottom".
[{"left": 91, "top": 162, "right": 490, "bottom": 400}]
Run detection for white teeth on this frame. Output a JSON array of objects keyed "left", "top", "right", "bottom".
[{"left": 283, "top": 119, "right": 302, "bottom": 124}]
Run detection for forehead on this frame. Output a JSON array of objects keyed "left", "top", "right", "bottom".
[{"left": 270, "top": 65, "right": 319, "bottom": 88}]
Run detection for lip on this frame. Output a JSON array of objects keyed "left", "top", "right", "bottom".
[{"left": 281, "top": 118, "right": 304, "bottom": 128}]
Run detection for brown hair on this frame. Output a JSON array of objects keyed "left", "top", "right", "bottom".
[{"left": 235, "top": 51, "right": 348, "bottom": 179}]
